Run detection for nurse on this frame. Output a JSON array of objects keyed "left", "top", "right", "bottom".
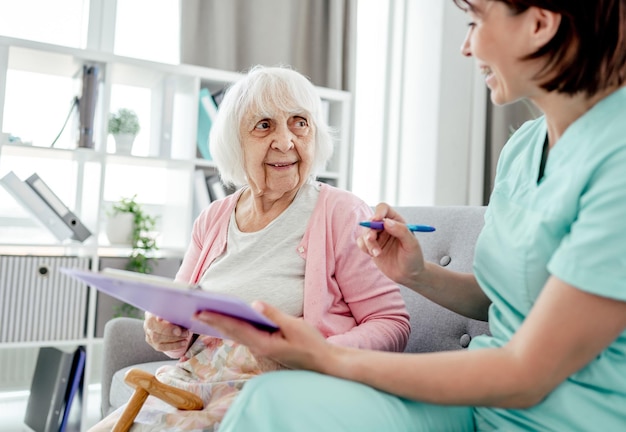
[{"left": 200, "top": 1, "right": 626, "bottom": 430}]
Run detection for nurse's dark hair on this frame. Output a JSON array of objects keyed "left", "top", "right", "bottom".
[{"left": 453, "top": 0, "right": 626, "bottom": 96}]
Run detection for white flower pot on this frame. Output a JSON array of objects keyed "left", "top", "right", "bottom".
[
  {"left": 106, "top": 212, "right": 134, "bottom": 245},
  {"left": 113, "top": 133, "right": 136, "bottom": 155}
]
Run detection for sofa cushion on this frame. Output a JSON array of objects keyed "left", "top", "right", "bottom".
[
  {"left": 401, "top": 285, "right": 489, "bottom": 353},
  {"left": 393, "top": 206, "right": 490, "bottom": 353},
  {"left": 109, "top": 360, "right": 176, "bottom": 415}
]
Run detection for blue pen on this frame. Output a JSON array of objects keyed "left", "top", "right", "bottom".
[{"left": 359, "top": 221, "right": 436, "bottom": 232}]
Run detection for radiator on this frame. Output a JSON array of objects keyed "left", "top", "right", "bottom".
[{"left": 0, "top": 255, "right": 90, "bottom": 342}]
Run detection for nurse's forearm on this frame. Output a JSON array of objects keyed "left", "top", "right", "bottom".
[
  {"left": 403, "top": 262, "right": 491, "bottom": 321},
  {"left": 324, "top": 344, "right": 545, "bottom": 409}
]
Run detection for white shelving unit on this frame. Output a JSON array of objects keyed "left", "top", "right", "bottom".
[{"left": 0, "top": 35, "right": 352, "bottom": 429}]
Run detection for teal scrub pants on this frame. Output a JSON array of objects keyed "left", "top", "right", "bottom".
[{"left": 219, "top": 370, "right": 477, "bottom": 432}]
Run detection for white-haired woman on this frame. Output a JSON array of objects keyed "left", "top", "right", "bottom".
[{"left": 90, "top": 65, "right": 410, "bottom": 431}]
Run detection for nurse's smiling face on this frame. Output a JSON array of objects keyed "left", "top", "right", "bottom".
[
  {"left": 240, "top": 103, "right": 315, "bottom": 200},
  {"left": 459, "top": 0, "right": 548, "bottom": 106}
]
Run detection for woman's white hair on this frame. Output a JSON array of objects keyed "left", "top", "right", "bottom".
[{"left": 208, "top": 65, "right": 335, "bottom": 187}]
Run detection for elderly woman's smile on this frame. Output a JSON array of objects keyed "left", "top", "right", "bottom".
[{"left": 266, "top": 160, "right": 298, "bottom": 168}]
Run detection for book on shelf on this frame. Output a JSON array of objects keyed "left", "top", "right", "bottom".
[
  {"left": 211, "top": 87, "right": 227, "bottom": 107},
  {"left": 25, "top": 173, "right": 92, "bottom": 242},
  {"left": 78, "top": 64, "right": 99, "bottom": 149},
  {"left": 60, "top": 267, "right": 280, "bottom": 339},
  {"left": 0, "top": 171, "right": 73, "bottom": 242},
  {"left": 193, "top": 170, "right": 232, "bottom": 220},
  {"left": 316, "top": 177, "right": 338, "bottom": 188},
  {"left": 193, "top": 169, "right": 212, "bottom": 219},
  {"left": 206, "top": 174, "right": 227, "bottom": 201},
  {"left": 197, "top": 87, "right": 219, "bottom": 160},
  {"left": 24, "top": 346, "right": 85, "bottom": 432}
]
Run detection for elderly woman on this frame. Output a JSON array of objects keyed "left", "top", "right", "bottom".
[{"left": 90, "top": 65, "right": 410, "bottom": 431}]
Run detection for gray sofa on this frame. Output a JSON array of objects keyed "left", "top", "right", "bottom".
[{"left": 101, "top": 205, "right": 490, "bottom": 417}]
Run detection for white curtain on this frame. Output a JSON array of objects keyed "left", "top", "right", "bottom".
[{"left": 179, "top": 0, "right": 356, "bottom": 90}]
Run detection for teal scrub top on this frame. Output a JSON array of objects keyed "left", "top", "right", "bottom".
[{"left": 470, "top": 87, "right": 626, "bottom": 431}]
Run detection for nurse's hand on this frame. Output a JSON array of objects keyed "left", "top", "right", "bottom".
[
  {"left": 357, "top": 202, "right": 426, "bottom": 287},
  {"left": 195, "top": 302, "right": 333, "bottom": 372}
]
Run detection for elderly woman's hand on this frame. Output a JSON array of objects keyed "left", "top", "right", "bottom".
[
  {"left": 357, "top": 202, "right": 427, "bottom": 287},
  {"left": 144, "top": 311, "right": 191, "bottom": 354}
]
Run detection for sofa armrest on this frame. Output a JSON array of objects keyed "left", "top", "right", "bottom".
[{"left": 101, "top": 317, "right": 172, "bottom": 417}]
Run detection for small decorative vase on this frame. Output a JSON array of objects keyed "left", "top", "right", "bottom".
[
  {"left": 105, "top": 212, "right": 134, "bottom": 245},
  {"left": 113, "top": 133, "right": 136, "bottom": 155}
]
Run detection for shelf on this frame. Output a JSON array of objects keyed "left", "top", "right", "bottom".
[
  {"left": 0, "top": 243, "right": 97, "bottom": 257},
  {"left": 0, "top": 143, "right": 102, "bottom": 162},
  {"left": 103, "top": 152, "right": 194, "bottom": 169},
  {"left": 0, "top": 34, "right": 353, "bottom": 429},
  {"left": 0, "top": 338, "right": 98, "bottom": 350},
  {"left": 96, "top": 245, "right": 186, "bottom": 259},
  {"left": 193, "top": 158, "right": 219, "bottom": 169}
]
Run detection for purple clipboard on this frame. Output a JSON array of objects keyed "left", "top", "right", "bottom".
[{"left": 60, "top": 267, "right": 279, "bottom": 338}]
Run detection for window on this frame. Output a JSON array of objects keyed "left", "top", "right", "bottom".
[
  {"left": 114, "top": 0, "right": 180, "bottom": 65},
  {"left": 351, "top": 0, "right": 390, "bottom": 205},
  {"left": 1, "top": 0, "right": 180, "bottom": 152},
  {"left": 0, "top": 0, "right": 89, "bottom": 48}
]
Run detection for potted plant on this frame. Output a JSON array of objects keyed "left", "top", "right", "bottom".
[
  {"left": 106, "top": 194, "right": 158, "bottom": 273},
  {"left": 106, "top": 195, "right": 158, "bottom": 318},
  {"left": 108, "top": 108, "right": 140, "bottom": 154}
]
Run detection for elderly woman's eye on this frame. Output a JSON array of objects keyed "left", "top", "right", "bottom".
[
  {"left": 294, "top": 118, "right": 308, "bottom": 127},
  {"left": 255, "top": 120, "right": 271, "bottom": 130}
]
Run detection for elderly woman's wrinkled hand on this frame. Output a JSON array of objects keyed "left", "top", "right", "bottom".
[{"left": 144, "top": 311, "right": 191, "bottom": 353}]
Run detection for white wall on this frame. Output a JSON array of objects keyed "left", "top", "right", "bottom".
[
  {"left": 352, "top": 1, "right": 487, "bottom": 207},
  {"left": 432, "top": 2, "right": 487, "bottom": 206}
]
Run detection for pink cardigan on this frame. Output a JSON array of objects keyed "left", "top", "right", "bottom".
[{"left": 168, "top": 183, "right": 410, "bottom": 357}]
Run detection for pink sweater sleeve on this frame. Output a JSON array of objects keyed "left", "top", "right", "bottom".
[{"left": 302, "top": 186, "right": 410, "bottom": 352}]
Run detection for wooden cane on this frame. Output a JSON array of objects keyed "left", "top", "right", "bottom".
[{"left": 112, "top": 368, "right": 204, "bottom": 432}]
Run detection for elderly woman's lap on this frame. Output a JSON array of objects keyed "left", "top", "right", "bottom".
[{"left": 219, "top": 370, "right": 475, "bottom": 432}]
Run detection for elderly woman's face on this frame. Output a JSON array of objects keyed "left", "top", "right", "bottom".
[{"left": 240, "top": 103, "right": 315, "bottom": 199}]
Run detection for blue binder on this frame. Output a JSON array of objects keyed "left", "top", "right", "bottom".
[
  {"left": 197, "top": 88, "right": 218, "bottom": 160},
  {"left": 59, "top": 346, "right": 86, "bottom": 432}
]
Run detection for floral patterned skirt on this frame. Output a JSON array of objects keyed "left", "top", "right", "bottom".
[{"left": 89, "top": 336, "right": 283, "bottom": 432}]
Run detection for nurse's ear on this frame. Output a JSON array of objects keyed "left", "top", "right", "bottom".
[{"left": 527, "top": 7, "right": 561, "bottom": 50}]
